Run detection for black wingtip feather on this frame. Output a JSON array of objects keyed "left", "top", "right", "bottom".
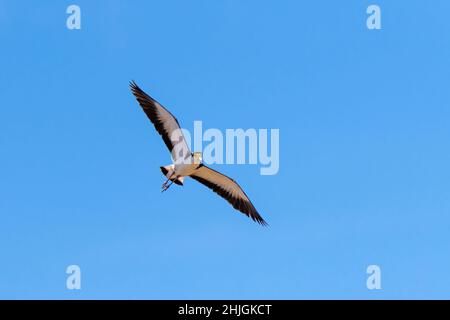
[{"left": 258, "top": 217, "right": 269, "bottom": 227}]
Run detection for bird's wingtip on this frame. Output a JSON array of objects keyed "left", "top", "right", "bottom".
[
  {"left": 129, "top": 80, "right": 138, "bottom": 89},
  {"left": 252, "top": 213, "right": 269, "bottom": 227}
]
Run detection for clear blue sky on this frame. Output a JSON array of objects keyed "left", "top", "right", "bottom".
[{"left": 1, "top": 0, "right": 450, "bottom": 299}]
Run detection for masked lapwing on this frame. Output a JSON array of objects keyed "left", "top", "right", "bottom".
[{"left": 130, "top": 81, "right": 267, "bottom": 226}]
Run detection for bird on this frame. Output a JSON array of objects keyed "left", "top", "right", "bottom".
[{"left": 130, "top": 81, "right": 267, "bottom": 226}]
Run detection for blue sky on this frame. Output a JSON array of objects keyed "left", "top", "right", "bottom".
[{"left": 1, "top": 0, "right": 450, "bottom": 299}]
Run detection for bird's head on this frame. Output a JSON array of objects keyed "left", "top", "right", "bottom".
[{"left": 192, "top": 152, "right": 203, "bottom": 165}]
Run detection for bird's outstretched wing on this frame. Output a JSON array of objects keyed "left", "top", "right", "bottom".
[
  {"left": 130, "top": 81, "right": 191, "bottom": 163},
  {"left": 190, "top": 165, "right": 267, "bottom": 226}
]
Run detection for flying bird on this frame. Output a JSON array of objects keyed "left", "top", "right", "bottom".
[{"left": 130, "top": 81, "right": 267, "bottom": 226}]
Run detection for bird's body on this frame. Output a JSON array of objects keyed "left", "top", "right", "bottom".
[
  {"left": 160, "top": 162, "right": 199, "bottom": 186},
  {"left": 172, "top": 163, "right": 198, "bottom": 178},
  {"left": 174, "top": 152, "right": 203, "bottom": 176},
  {"left": 130, "top": 81, "right": 267, "bottom": 226}
]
